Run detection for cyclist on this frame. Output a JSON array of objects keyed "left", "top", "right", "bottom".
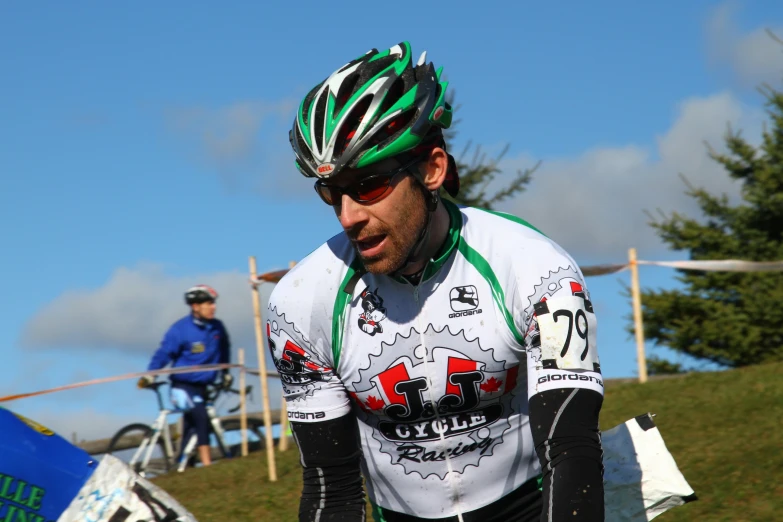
[
  {"left": 266, "top": 41, "right": 604, "bottom": 521},
  {"left": 139, "top": 285, "right": 232, "bottom": 468}
]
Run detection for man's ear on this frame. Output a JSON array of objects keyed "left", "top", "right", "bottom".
[{"left": 420, "top": 147, "right": 448, "bottom": 191}]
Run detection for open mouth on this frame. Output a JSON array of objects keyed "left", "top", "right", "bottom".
[{"left": 356, "top": 235, "right": 386, "bottom": 256}]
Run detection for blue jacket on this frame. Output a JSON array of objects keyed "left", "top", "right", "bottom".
[{"left": 148, "top": 314, "right": 231, "bottom": 384}]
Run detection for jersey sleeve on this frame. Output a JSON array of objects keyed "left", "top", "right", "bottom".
[
  {"left": 219, "top": 321, "right": 231, "bottom": 365},
  {"left": 267, "top": 275, "right": 352, "bottom": 424},
  {"left": 147, "top": 326, "right": 180, "bottom": 371},
  {"left": 510, "top": 243, "right": 604, "bottom": 399},
  {"left": 510, "top": 242, "right": 606, "bottom": 520}
]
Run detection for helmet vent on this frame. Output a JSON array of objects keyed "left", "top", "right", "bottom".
[
  {"left": 334, "top": 73, "right": 361, "bottom": 116},
  {"left": 335, "top": 96, "right": 372, "bottom": 155},
  {"left": 367, "top": 108, "right": 416, "bottom": 151},
  {"left": 313, "top": 91, "right": 328, "bottom": 152},
  {"left": 359, "top": 55, "right": 396, "bottom": 85},
  {"left": 378, "top": 76, "right": 405, "bottom": 116},
  {"left": 301, "top": 81, "right": 323, "bottom": 127}
]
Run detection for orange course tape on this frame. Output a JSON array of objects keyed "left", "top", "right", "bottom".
[{"left": 0, "top": 363, "right": 245, "bottom": 403}]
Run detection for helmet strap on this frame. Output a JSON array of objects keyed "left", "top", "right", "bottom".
[{"left": 391, "top": 182, "right": 440, "bottom": 281}]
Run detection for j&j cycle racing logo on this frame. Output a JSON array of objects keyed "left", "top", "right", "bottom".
[{"left": 349, "top": 325, "right": 521, "bottom": 479}]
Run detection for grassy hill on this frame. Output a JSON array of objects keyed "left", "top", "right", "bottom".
[{"left": 154, "top": 362, "right": 783, "bottom": 521}]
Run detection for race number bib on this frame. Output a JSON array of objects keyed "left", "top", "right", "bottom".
[{"left": 534, "top": 295, "right": 599, "bottom": 372}]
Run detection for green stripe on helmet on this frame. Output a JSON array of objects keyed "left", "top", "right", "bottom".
[
  {"left": 322, "top": 43, "right": 411, "bottom": 153},
  {"left": 429, "top": 80, "right": 452, "bottom": 127},
  {"left": 293, "top": 41, "right": 452, "bottom": 177},
  {"left": 355, "top": 128, "right": 422, "bottom": 167}
]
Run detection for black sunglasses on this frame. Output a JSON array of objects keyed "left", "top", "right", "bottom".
[{"left": 314, "top": 157, "right": 422, "bottom": 206}]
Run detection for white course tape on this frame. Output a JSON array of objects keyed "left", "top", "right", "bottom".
[{"left": 638, "top": 259, "right": 783, "bottom": 272}]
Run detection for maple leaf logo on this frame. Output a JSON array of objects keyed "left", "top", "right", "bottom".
[
  {"left": 480, "top": 377, "right": 503, "bottom": 393},
  {"left": 365, "top": 395, "right": 385, "bottom": 410}
]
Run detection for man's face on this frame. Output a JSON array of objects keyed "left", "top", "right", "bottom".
[
  {"left": 192, "top": 301, "right": 216, "bottom": 320},
  {"left": 330, "top": 158, "right": 428, "bottom": 275}
]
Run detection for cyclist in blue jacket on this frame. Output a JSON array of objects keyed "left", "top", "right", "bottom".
[{"left": 139, "top": 284, "right": 232, "bottom": 467}]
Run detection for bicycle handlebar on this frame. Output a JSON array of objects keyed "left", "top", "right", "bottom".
[
  {"left": 204, "top": 384, "right": 253, "bottom": 401},
  {"left": 142, "top": 382, "right": 253, "bottom": 411}
]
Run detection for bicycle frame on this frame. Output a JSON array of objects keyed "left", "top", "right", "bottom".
[
  {"left": 129, "top": 408, "right": 177, "bottom": 474},
  {"left": 127, "top": 382, "right": 252, "bottom": 476}
]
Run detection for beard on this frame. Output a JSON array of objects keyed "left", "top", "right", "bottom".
[{"left": 353, "top": 189, "right": 429, "bottom": 275}]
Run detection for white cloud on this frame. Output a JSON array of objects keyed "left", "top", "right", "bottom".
[
  {"left": 500, "top": 91, "right": 764, "bottom": 262},
  {"left": 706, "top": 1, "right": 783, "bottom": 86},
  {"left": 21, "top": 263, "right": 276, "bottom": 357},
  {"left": 164, "top": 99, "right": 311, "bottom": 195}
]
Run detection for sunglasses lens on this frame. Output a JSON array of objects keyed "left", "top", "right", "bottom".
[
  {"left": 355, "top": 177, "right": 392, "bottom": 202},
  {"left": 314, "top": 183, "right": 338, "bottom": 205},
  {"left": 314, "top": 168, "right": 402, "bottom": 206}
]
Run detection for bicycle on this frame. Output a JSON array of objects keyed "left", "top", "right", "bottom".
[{"left": 107, "top": 381, "right": 264, "bottom": 478}]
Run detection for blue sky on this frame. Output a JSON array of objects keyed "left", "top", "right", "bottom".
[{"left": 2, "top": 1, "right": 782, "bottom": 440}]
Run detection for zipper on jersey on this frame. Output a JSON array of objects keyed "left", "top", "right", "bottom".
[{"left": 412, "top": 259, "right": 465, "bottom": 521}]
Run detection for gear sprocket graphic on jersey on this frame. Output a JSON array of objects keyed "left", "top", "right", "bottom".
[
  {"left": 349, "top": 325, "right": 521, "bottom": 479},
  {"left": 267, "top": 308, "right": 334, "bottom": 401},
  {"left": 524, "top": 266, "right": 588, "bottom": 323}
]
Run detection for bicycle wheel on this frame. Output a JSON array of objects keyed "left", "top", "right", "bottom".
[
  {"left": 221, "top": 418, "right": 264, "bottom": 455},
  {"left": 107, "top": 423, "right": 171, "bottom": 478}
]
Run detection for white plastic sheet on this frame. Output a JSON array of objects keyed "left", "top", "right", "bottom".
[
  {"left": 57, "top": 454, "right": 197, "bottom": 522},
  {"left": 602, "top": 413, "right": 697, "bottom": 521}
]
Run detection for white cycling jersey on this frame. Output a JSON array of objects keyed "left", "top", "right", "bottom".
[{"left": 267, "top": 201, "right": 603, "bottom": 519}]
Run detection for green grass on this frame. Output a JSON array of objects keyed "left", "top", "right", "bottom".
[{"left": 154, "top": 362, "right": 783, "bottom": 521}]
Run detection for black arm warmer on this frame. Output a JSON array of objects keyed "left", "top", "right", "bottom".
[
  {"left": 291, "top": 414, "right": 366, "bottom": 522},
  {"left": 529, "top": 388, "right": 604, "bottom": 521}
]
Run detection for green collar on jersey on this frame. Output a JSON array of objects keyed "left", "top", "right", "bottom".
[
  {"left": 396, "top": 198, "right": 463, "bottom": 285},
  {"left": 331, "top": 200, "right": 462, "bottom": 368},
  {"left": 330, "top": 201, "right": 539, "bottom": 369}
]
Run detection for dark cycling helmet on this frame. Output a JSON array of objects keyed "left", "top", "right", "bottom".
[
  {"left": 184, "top": 285, "right": 218, "bottom": 305},
  {"left": 290, "top": 41, "right": 458, "bottom": 196}
]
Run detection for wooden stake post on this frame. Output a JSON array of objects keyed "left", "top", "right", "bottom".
[
  {"left": 629, "top": 248, "right": 649, "bottom": 384},
  {"left": 277, "top": 260, "right": 297, "bottom": 452},
  {"left": 249, "top": 256, "right": 278, "bottom": 481},
  {"left": 238, "top": 348, "right": 248, "bottom": 457}
]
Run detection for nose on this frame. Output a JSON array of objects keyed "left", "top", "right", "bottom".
[{"left": 338, "top": 193, "right": 369, "bottom": 231}]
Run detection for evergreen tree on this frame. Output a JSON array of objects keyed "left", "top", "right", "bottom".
[
  {"left": 442, "top": 95, "right": 537, "bottom": 210},
  {"left": 639, "top": 86, "right": 783, "bottom": 368}
]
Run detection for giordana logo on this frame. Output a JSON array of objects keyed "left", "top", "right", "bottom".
[
  {"left": 348, "top": 325, "right": 519, "bottom": 479},
  {"left": 449, "top": 285, "right": 482, "bottom": 318},
  {"left": 538, "top": 372, "right": 603, "bottom": 388},
  {"left": 288, "top": 411, "right": 326, "bottom": 420}
]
